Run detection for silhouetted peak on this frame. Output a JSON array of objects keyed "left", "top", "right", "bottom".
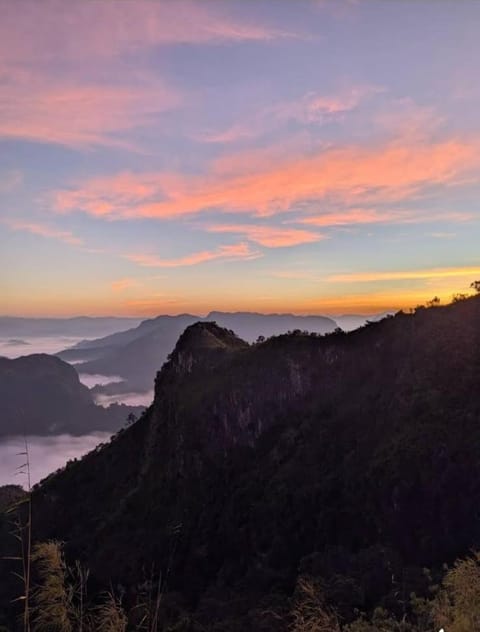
[{"left": 166, "top": 321, "right": 248, "bottom": 375}]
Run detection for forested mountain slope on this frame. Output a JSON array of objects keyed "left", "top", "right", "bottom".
[{"left": 11, "top": 295, "right": 480, "bottom": 628}]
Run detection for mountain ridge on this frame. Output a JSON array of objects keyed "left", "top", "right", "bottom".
[
  {"left": 21, "top": 295, "right": 480, "bottom": 628},
  {"left": 57, "top": 311, "right": 340, "bottom": 396}
]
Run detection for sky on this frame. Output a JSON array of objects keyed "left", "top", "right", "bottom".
[{"left": 1, "top": 0, "right": 480, "bottom": 318}]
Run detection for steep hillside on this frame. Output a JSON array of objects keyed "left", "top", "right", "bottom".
[
  {"left": 0, "top": 354, "right": 142, "bottom": 436},
  {"left": 20, "top": 296, "right": 480, "bottom": 628}
]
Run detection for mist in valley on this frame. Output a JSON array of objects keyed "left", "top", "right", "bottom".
[{"left": 0, "top": 432, "right": 112, "bottom": 486}]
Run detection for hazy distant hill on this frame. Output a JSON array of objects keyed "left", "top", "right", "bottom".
[
  {"left": 60, "top": 314, "right": 201, "bottom": 392},
  {"left": 59, "top": 311, "right": 337, "bottom": 394},
  {"left": 333, "top": 311, "right": 394, "bottom": 331},
  {"left": 0, "top": 354, "right": 143, "bottom": 436},
  {"left": 22, "top": 295, "right": 480, "bottom": 629},
  {"left": 0, "top": 316, "right": 141, "bottom": 338}
]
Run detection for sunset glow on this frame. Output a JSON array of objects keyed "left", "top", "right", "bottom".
[{"left": 1, "top": 0, "right": 479, "bottom": 317}]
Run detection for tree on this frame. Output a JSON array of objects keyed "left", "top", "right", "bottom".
[
  {"left": 426, "top": 296, "right": 440, "bottom": 308},
  {"left": 470, "top": 280, "right": 480, "bottom": 293},
  {"left": 452, "top": 293, "right": 469, "bottom": 303},
  {"left": 126, "top": 413, "right": 137, "bottom": 427}
]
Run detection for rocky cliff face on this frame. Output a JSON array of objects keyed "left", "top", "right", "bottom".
[
  {"left": 26, "top": 296, "right": 480, "bottom": 629},
  {"left": 153, "top": 321, "right": 319, "bottom": 453}
]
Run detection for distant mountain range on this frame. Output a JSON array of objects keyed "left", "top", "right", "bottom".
[
  {"left": 0, "top": 316, "right": 141, "bottom": 338},
  {"left": 11, "top": 294, "right": 479, "bottom": 629},
  {"left": 58, "top": 311, "right": 339, "bottom": 395},
  {"left": 0, "top": 354, "right": 143, "bottom": 436}
]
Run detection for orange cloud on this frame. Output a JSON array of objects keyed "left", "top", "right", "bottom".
[
  {"left": 125, "top": 242, "right": 260, "bottom": 268},
  {"left": 4, "top": 219, "right": 83, "bottom": 246},
  {"left": 55, "top": 137, "right": 480, "bottom": 220},
  {"left": 206, "top": 224, "right": 323, "bottom": 247},
  {"left": 328, "top": 265, "right": 480, "bottom": 283}
]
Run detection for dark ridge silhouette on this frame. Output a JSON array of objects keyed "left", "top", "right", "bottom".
[{"left": 3, "top": 295, "right": 480, "bottom": 628}]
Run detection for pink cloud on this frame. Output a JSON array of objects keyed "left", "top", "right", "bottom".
[
  {"left": 54, "top": 137, "right": 480, "bottom": 220},
  {"left": 0, "top": 1, "right": 292, "bottom": 66},
  {"left": 206, "top": 224, "right": 323, "bottom": 247},
  {"left": 0, "top": 0, "right": 294, "bottom": 150},
  {"left": 0, "top": 0, "right": 293, "bottom": 65},
  {"left": 4, "top": 219, "right": 83, "bottom": 246},
  {"left": 0, "top": 72, "right": 179, "bottom": 149},
  {"left": 125, "top": 242, "right": 260, "bottom": 268}
]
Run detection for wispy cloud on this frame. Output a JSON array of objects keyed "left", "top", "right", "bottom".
[
  {"left": 268, "top": 85, "right": 383, "bottom": 123},
  {"left": 54, "top": 137, "right": 480, "bottom": 220},
  {"left": 299, "top": 208, "right": 473, "bottom": 228},
  {"left": 0, "top": 1, "right": 294, "bottom": 150},
  {"left": 0, "top": 73, "right": 179, "bottom": 150},
  {"left": 111, "top": 278, "right": 140, "bottom": 292},
  {"left": 125, "top": 242, "right": 260, "bottom": 268},
  {"left": 197, "top": 84, "right": 382, "bottom": 144},
  {"left": 428, "top": 232, "right": 457, "bottom": 239},
  {"left": 125, "top": 295, "right": 180, "bottom": 308},
  {"left": 329, "top": 265, "right": 480, "bottom": 283},
  {"left": 4, "top": 219, "right": 83, "bottom": 246},
  {"left": 0, "top": 1, "right": 292, "bottom": 66},
  {"left": 206, "top": 223, "right": 323, "bottom": 247}
]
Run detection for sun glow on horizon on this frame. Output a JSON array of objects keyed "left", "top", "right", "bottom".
[{"left": 1, "top": 1, "right": 479, "bottom": 318}]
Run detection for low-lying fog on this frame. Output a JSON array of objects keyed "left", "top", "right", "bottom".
[
  {"left": 77, "top": 373, "right": 154, "bottom": 406},
  {"left": 0, "top": 336, "right": 154, "bottom": 487},
  {"left": 0, "top": 433, "right": 112, "bottom": 487},
  {"left": 94, "top": 390, "right": 154, "bottom": 407},
  {"left": 78, "top": 373, "right": 124, "bottom": 388},
  {"left": 1, "top": 337, "right": 154, "bottom": 407},
  {"left": 0, "top": 336, "right": 85, "bottom": 358}
]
